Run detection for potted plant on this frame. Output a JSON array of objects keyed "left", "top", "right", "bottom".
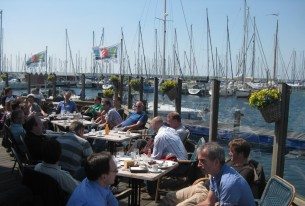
[
  {"left": 160, "top": 79, "right": 178, "bottom": 101},
  {"left": 103, "top": 88, "right": 114, "bottom": 98},
  {"left": 47, "top": 73, "right": 56, "bottom": 82},
  {"left": 129, "top": 79, "right": 141, "bottom": 91},
  {"left": 110, "top": 75, "right": 119, "bottom": 89},
  {"left": 0, "top": 73, "right": 8, "bottom": 81},
  {"left": 249, "top": 88, "right": 281, "bottom": 123}
]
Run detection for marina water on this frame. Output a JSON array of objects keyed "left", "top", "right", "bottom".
[{"left": 14, "top": 88, "right": 305, "bottom": 196}]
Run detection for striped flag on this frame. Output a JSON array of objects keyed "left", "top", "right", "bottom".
[
  {"left": 26, "top": 51, "right": 46, "bottom": 67},
  {"left": 93, "top": 43, "right": 120, "bottom": 61}
]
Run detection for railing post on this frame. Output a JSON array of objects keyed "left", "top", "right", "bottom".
[
  {"left": 52, "top": 73, "right": 56, "bottom": 98},
  {"left": 80, "top": 74, "right": 85, "bottom": 100},
  {"left": 27, "top": 73, "right": 31, "bottom": 94},
  {"left": 5, "top": 72, "right": 8, "bottom": 87},
  {"left": 153, "top": 77, "right": 159, "bottom": 117},
  {"left": 175, "top": 78, "right": 182, "bottom": 115},
  {"left": 119, "top": 75, "right": 124, "bottom": 99},
  {"left": 128, "top": 76, "right": 132, "bottom": 109},
  {"left": 271, "top": 83, "right": 291, "bottom": 177},
  {"left": 209, "top": 79, "right": 220, "bottom": 142},
  {"left": 139, "top": 77, "right": 144, "bottom": 102}
]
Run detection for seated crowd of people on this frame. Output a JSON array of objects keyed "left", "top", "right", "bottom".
[{"left": 0, "top": 86, "right": 266, "bottom": 205}]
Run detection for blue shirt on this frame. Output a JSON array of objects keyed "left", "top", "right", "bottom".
[
  {"left": 56, "top": 100, "right": 77, "bottom": 114},
  {"left": 210, "top": 164, "right": 255, "bottom": 206},
  {"left": 67, "top": 178, "right": 118, "bottom": 206},
  {"left": 121, "top": 111, "right": 148, "bottom": 128}
]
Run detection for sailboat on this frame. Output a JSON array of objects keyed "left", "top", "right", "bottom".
[{"left": 235, "top": 0, "right": 251, "bottom": 98}]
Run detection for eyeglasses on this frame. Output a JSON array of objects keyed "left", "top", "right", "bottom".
[{"left": 134, "top": 105, "right": 142, "bottom": 108}]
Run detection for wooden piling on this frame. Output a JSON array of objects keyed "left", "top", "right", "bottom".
[
  {"left": 209, "top": 79, "right": 220, "bottom": 142},
  {"left": 52, "top": 73, "right": 56, "bottom": 98},
  {"left": 271, "top": 83, "right": 291, "bottom": 177},
  {"left": 175, "top": 78, "right": 182, "bottom": 114},
  {"left": 4, "top": 72, "right": 8, "bottom": 87},
  {"left": 80, "top": 74, "right": 85, "bottom": 100},
  {"left": 27, "top": 73, "right": 31, "bottom": 94},
  {"left": 119, "top": 75, "right": 124, "bottom": 99},
  {"left": 139, "top": 77, "right": 144, "bottom": 102},
  {"left": 127, "top": 76, "right": 132, "bottom": 109},
  {"left": 153, "top": 77, "right": 159, "bottom": 117}
]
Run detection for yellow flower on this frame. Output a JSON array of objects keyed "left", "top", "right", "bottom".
[{"left": 249, "top": 88, "right": 280, "bottom": 109}]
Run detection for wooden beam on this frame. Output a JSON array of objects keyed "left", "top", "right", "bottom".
[{"left": 209, "top": 79, "right": 220, "bottom": 142}]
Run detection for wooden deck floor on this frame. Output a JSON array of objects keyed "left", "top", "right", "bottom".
[{"left": 0, "top": 140, "right": 172, "bottom": 206}]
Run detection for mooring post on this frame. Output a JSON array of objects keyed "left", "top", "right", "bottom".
[
  {"left": 153, "top": 77, "right": 159, "bottom": 117},
  {"left": 271, "top": 83, "right": 291, "bottom": 177},
  {"left": 5, "top": 72, "right": 8, "bottom": 87},
  {"left": 80, "top": 74, "right": 85, "bottom": 100},
  {"left": 128, "top": 76, "right": 132, "bottom": 109},
  {"left": 27, "top": 73, "right": 31, "bottom": 94},
  {"left": 175, "top": 78, "right": 182, "bottom": 115},
  {"left": 119, "top": 75, "right": 124, "bottom": 99},
  {"left": 52, "top": 73, "right": 56, "bottom": 99},
  {"left": 209, "top": 79, "right": 220, "bottom": 142},
  {"left": 139, "top": 77, "right": 144, "bottom": 102}
]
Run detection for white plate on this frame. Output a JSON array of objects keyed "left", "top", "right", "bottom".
[
  {"left": 118, "top": 131, "right": 126, "bottom": 134},
  {"left": 149, "top": 168, "right": 162, "bottom": 173},
  {"left": 158, "top": 161, "right": 176, "bottom": 169},
  {"left": 118, "top": 157, "right": 133, "bottom": 161}
]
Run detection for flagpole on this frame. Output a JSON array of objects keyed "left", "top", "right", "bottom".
[
  {"left": 120, "top": 35, "right": 123, "bottom": 75},
  {"left": 45, "top": 46, "right": 48, "bottom": 90}
]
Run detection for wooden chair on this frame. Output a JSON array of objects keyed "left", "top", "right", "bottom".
[
  {"left": 256, "top": 175, "right": 295, "bottom": 206},
  {"left": 154, "top": 137, "right": 207, "bottom": 201},
  {"left": 22, "top": 166, "right": 68, "bottom": 206},
  {"left": 4, "top": 124, "right": 31, "bottom": 176},
  {"left": 115, "top": 188, "right": 133, "bottom": 206}
]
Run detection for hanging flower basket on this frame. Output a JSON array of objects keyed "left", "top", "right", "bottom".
[
  {"left": 259, "top": 102, "right": 281, "bottom": 123},
  {"left": 0, "top": 73, "right": 8, "bottom": 81},
  {"left": 47, "top": 74, "right": 56, "bottom": 82},
  {"left": 249, "top": 88, "right": 281, "bottom": 123},
  {"left": 103, "top": 88, "right": 114, "bottom": 98},
  {"left": 166, "top": 87, "right": 178, "bottom": 101},
  {"left": 110, "top": 75, "right": 120, "bottom": 89},
  {"left": 160, "top": 79, "right": 178, "bottom": 101},
  {"left": 129, "top": 79, "right": 141, "bottom": 91}
]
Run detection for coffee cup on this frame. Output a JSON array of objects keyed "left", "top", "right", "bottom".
[{"left": 151, "top": 164, "right": 158, "bottom": 172}]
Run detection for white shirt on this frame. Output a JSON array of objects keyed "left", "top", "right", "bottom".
[{"left": 152, "top": 126, "right": 187, "bottom": 160}]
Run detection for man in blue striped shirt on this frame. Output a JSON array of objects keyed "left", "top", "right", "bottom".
[{"left": 56, "top": 121, "right": 93, "bottom": 178}]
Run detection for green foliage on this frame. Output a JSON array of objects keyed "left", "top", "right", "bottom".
[
  {"left": 160, "top": 79, "right": 177, "bottom": 93},
  {"left": 110, "top": 75, "right": 119, "bottom": 83},
  {"left": 129, "top": 79, "right": 141, "bottom": 91},
  {"left": 47, "top": 74, "right": 55, "bottom": 82},
  {"left": 0, "top": 73, "right": 8, "bottom": 81},
  {"left": 249, "top": 88, "right": 280, "bottom": 109},
  {"left": 103, "top": 88, "right": 114, "bottom": 98}
]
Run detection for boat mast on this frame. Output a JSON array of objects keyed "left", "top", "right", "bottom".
[
  {"left": 241, "top": 0, "right": 247, "bottom": 84},
  {"left": 162, "top": 0, "right": 167, "bottom": 79},
  {"left": 0, "top": 10, "right": 3, "bottom": 72},
  {"left": 251, "top": 17, "right": 256, "bottom": 80},
  {"left": 272, "top": 20, "right": 279, "bottom": 83},
  {"left": 65, "top": 28, "right": 68, "bottom": 80}
]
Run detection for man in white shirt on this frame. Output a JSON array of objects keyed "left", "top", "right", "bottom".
[{"left": 35, "top": 139, "right": 79, "bottom": 194}]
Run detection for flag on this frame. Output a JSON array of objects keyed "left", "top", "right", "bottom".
[
  {"left": 26, "top": 51, "right": 46, "bottom": 66},
  {"left": 92, "top": 43, "right": 120, "bottom": 61}
]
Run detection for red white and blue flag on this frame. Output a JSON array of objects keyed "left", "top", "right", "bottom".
[
  {"left": 93, "top": 43, "right": 119, "bottom": 61},
  {"left": 26, "top": 51, "right": 46, "bottom": 67}
]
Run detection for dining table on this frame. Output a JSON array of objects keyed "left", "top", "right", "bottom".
[
  {"left": 83, "top": 130, "right": 141, "bottom": 154},
  {"left": 115, "top": 157, "right": 179, "bottom": 206}
]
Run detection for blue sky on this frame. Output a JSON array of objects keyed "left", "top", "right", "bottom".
[{"left": 1, "top": 0, "right": 305, "bottom": 79}]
